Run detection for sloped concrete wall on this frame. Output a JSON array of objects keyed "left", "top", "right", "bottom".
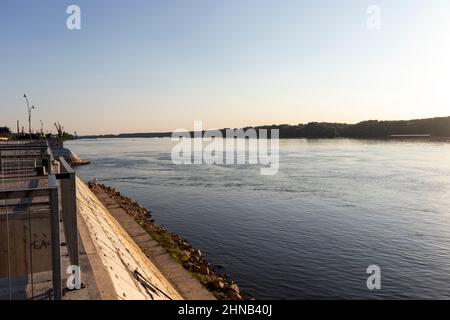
[{"left": 76, "top": 177, "right": 182, "bottom": 300}]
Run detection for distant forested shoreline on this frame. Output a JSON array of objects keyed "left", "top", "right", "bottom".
[{"left": 80, "top": 116, "right": 450, "bottom": 139}]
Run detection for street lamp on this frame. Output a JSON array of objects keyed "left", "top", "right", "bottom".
[{"left": 23, "top": 94, "right": 35, "bottom": 142}]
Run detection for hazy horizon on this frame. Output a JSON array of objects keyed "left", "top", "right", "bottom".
[
  {"left": 76, "top": 114, "right": 449, "bottom": 136},
  {"left": 2, "top": 0, "right": 450, "bottom": 135}
]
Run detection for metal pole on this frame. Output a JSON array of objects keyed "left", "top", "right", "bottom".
[
  {"left": 4, "top": 159, "right": 12, "bottom": 300},
  {"left": 49, "top": 175, "right": 62, "bottom": 300},
  {"left": 4, "top": 198, "right": 12, "bottom": 300},
  {"left": 27, "top": 198, "right": 35, "bottom": 298},
  {"left": 59, "top": 157, "right": 79, "bottom": 267},
  {"left": 23, "top": 94, "right": 35, "bottom": 143},
  {"left": 28, "top": 109, "right": 31, "bottom": 142}
]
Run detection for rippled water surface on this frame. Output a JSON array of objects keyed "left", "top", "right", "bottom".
[{"left": 67, "top": 138, "right": 450, "bottom": 299}]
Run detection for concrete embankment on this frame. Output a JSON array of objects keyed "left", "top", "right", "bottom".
[
  {"left": 76, "top": 177, "right": 183, "bottom": 300},
  {"left": 51, "top": 140, "right": 90, "bottom": 166},
  {"left": 90, "top": 183, "right": 215, "bottom": 300},
  {"left": 93, "top": 184, "right": 246, "bottom": 300}
]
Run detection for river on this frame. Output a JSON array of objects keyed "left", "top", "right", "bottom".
[{"left": 67, "top": 138, "right": 450, "bottom": 299}]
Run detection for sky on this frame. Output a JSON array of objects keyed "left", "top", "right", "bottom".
[{"left": 1, "top": 0, "right": 449, "bottom": 135}]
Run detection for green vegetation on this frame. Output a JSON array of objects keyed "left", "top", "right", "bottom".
[
  {"left": 147, "top": 229, "right": 187, "bottom": 263},
  {"left": 249, "top": 116, "right": 450, "bottom": 138},
  {"left": 0, "top": 126, "right": 11, "bottom": 134},
  {"left": 0, "top": 122, "right": 77, "bottom": 141},
  {"left": 80, "top": 116, "right": 450, "bottom": 139}
]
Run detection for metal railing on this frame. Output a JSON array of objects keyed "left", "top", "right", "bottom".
[
  {"left": 0, "top": 140, "right": 76, "bottom": 300},
  {"left": 0, "top": 141, "right": 50, "bottom": 177},
  {"left": 0, "top": 141, "right": 74, "bottom": 299},
  {"left": 0, "top": 173, "right": 61, "bottom": 300}
]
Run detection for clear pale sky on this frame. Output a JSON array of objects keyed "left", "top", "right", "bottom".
[{"left": 1, "top": 0, "right": 449, "bottom": 134}]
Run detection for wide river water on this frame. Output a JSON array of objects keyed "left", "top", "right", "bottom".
[{"left": 67, "top": 138, "right": 450, "bottom": 299}]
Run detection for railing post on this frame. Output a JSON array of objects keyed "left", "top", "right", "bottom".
[
  {"left": 49, "top": 175, "right": 62, "bottom": 300},
  {"left": 58, "top": 157, "right": 79, "bottom": 267}
]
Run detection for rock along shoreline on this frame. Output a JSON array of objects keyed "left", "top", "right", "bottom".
[{"left": 93, "top": 183, "right": 251, "bottom": 300}]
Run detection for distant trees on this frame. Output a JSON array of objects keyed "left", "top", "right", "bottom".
[
  {"left": 300, "top": 122, "right": 350, "bottom": 138},
  {"left": 79, "top": 116, "right": 450, "bottom": 139},
  {"left": 0, "top": 123, "right": 78, "bottom": 141},
  {"left": 0, "top": 126, "right": 11, "bottom": 134},
  {"left": 342, "top": 117, "right": 450, "bottom": 138},
  {"left": 250, "top": 116, "right": 450, "bottom": 139}
]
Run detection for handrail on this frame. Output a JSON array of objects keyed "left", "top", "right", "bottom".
[
  {"left": 59, "top": 156, "right": 75, "bottom": 174},
  {"left": 48, "top": 173, "right": 62, "bottom": 300},
  {"left": 0, "top": 173, "right": 62, "bottom": 300},
  {"left": 57, "top": 156, "right": 79, "bottom": 268}
]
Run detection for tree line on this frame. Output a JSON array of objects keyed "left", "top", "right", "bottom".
[
  {"left": 248, "top": 116, "right": 450, "bottom": 138},
  {"left": 79, "top": 116, "right": 450, "bottom": 139}
]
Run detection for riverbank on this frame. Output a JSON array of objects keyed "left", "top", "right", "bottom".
[
  {"left": 76, "top": 177, "right": 183, "bottom": 300},
  {"left": 92, "top": 183, "right": 249, "bottom": 300}
]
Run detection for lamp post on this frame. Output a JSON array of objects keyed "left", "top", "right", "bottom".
[{"left": 23, "top": 94, "right": 35, "bottom": 142}]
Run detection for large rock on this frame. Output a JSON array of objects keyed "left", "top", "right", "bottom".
[
  {"left": 230, "top": 283, "right": 240, "bottom": 294},
  {"left": 213, "top": 278, "right": 225, "bottom": 289}
]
